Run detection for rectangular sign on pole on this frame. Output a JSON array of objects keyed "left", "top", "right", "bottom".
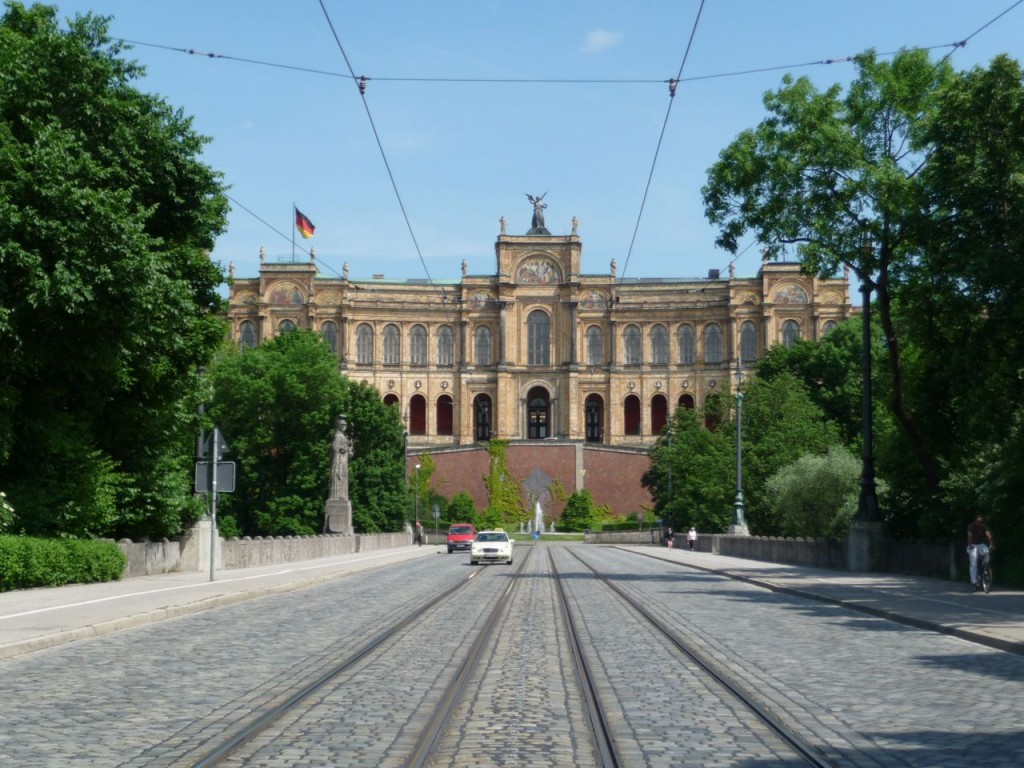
[{"left": 194, "top": 461, "right": 236, "bottom": 493}]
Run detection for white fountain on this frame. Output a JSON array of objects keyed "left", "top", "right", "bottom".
[{"left": 534, "top": 501, "right": 544, "bottom": 537}]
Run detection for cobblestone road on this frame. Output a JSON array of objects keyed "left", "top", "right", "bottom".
[{"left": 0, "top": 544, "right": 1021, "bottom": 767}]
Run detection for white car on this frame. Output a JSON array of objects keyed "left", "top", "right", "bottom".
[{"left": 470, "top": 530, "right": 513, "bottom": 565}]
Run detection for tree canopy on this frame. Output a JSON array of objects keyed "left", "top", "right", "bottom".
[
  {"left": 0, "top": 3, "right": 228, "bottom": 539},
  {"left": 703, "top": 49, "right": 954, "bottom": 501},
  {"left": 208, "top": 330, "right": 407, "bottom": 536}
]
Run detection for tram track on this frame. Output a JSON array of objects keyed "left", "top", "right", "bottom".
[
  {"left": 558, "top": 546, "right": 837, "bottom": 768},
  {"left": 181, "top": 547, "right": 535, "bottom": 768}
]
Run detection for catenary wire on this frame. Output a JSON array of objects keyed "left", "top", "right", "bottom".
[
  {"left": 617, "top": 0, "right": 706, "bottom": 283},
  {"left": 108, "top": 2, "right": 1021, "bottom": 285},
  {"left": 315, "top": 0, "right": 451, "bottom": 323}
]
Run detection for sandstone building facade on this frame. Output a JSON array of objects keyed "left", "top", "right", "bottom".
[{"left": 226, "top": 227, "right": 851, "bottom": 517}]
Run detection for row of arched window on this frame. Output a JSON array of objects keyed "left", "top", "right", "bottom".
[
  {"left": 239, "top": 315, "right": 833, "bottom": 362},
  {"left": 386, "top": 389, "right": 710, "bottom": 443}
]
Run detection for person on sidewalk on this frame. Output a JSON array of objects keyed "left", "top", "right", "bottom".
[
  {"left": 414, "top": 520, "right": 424, "bottom": 546},
  {"left": 687, "top": 527, "right": 697, "bottom": 551},
  {"left": 664, "top": 527, "right": 674, "bottom": 549},
  {"left": 967, "top": 515, "right": 994, "bottom": 590}
]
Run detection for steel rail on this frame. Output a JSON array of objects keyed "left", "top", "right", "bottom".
[
  {"left": 548, "top": 549, "right": 623, "bottom": 768},
  {"left": 188, "top": 564, "right": 490, "bottom": 767},
  {"left": 402, "top": 545, "right": 535, "bottom": 768},
  {"left": 564, "top": 547, "right": 836, "bottom": 768}
]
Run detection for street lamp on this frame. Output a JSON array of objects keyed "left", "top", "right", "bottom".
[
  {"left": 731, "top": 364, "right": 749, "bottom": 535},
  {"left": 414, "top": 462, "right": 421, "bottom": 525},
  {"left": 856, "top": 269, "right": 880, "bottom": 523}
]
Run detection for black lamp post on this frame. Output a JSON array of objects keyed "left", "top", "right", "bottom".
[
  {"left": 414, "top": 462, "right": 421, "bottom": 524},
  {"left": 856, "top": 277, "right": 880, "bottom": 522},
  {"left": 731, "top": 364, "right": 749, "bottom": 534}
]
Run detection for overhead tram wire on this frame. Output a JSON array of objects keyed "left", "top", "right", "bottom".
[
  {"left": 116, "top": 37, "right": 964, "bottom": 88},
  {"left": 316, "top": 0, "right": 453, "bottom": 323},
  {"left": 111, "top": 4, "right": 1015, "bottom": 288},
  {"left": 617, "top": 0, "right": 707, "bottom": 284},
  {"left": 930, "top": 0, "right": 1022, "bottom": 71}
]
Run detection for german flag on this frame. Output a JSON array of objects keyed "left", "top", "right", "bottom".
[{"left": 295, "top": 208, "right": 315, "bottom": 239}]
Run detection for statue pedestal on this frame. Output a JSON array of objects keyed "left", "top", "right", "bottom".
[{"left": 324, "top": 499, "right": 352, "bottom": 535}]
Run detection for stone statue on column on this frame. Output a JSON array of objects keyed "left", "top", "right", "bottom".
[{"left": 324, "top": 415, "right": 355, "bottom": 534}]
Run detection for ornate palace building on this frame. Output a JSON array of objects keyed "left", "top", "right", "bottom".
[{"left": 226, "top": 225, "right": 852, "bottom": 456}]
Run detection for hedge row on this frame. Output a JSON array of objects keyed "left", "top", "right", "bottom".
[{"left": 0, "top": 536, "right": 126, "bottom": 592}]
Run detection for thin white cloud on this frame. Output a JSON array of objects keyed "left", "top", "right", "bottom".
[{"left": 582, "top": 29, "right": 621, "bottom": 54}]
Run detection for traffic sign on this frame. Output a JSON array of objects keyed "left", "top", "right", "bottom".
[{"left": 195, "top": 461, "right": 236, "bottom": 493}]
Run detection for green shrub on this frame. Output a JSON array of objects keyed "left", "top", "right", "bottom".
[{"left": 0, "top": 536, "right": 126, "bottom": 592}]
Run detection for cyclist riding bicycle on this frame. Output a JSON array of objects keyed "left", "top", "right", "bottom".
[{"left": 966, "top": 515, "right": 994, "bottom": 592}]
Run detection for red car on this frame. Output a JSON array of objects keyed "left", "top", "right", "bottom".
[{"left": 446, "top": 523, "right": 477, "bottom": 554}]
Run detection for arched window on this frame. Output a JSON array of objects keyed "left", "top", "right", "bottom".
[
  {"left": 704, "top": 323, "right": 723, "bottom": 364},
  {"left": 782, "top": 319, "right": 800, "bottom": 348},
  {"left": 822, "top": 320, "right": 838, "bottom": 336},
  {"left": 527, "top": 386, "right": 550, "bottom": 439},
  {"left": 527, "top": 310, "right": 550, "bottom": 366},
  {"left": 356, "top": 323, "right": 374, "bottom": 364},
  {"left": 279, "top": 319, "right": 296, "bottom": 334},
  {"left": 320, "top": 321, "right": 338, "bottom": 354},
  {"left": 383, "top": 393, "right": 399, "bottom": 408},
  {"left": 585, "top": 394, "right": 603, "bottom": 443},
  {"left": 410, "top": 324, "right": 427, "bottom": 366},
  {"left": 474, "top": 394, "right": 492, "bottom": 441},
  {"left": 409, "top": 394, "right": 426, "bottom": 435},
  {"left": 383, "top": 324, "right": 401, "bottom": 365},
  {"left": 239, "top": 320, "right": 257, "bottom": 349},
  {"left": 436, "top": 394, "right": 453, "bottom": 435},
  {"left": 475, "top": 325, "right": 492, "bottom": 366},
  {"left": 624, "top": 394, "right": 641, "bottom": 435},
  {"left": 437, "top": 325, "right": 454, "bottom": 366},
  {"left": 678, "top": 393, "right": 695, "bottom": 410},
  {"left": 650, "top": 394, "right": 668, "bottom": 435},
  {"left": 740, "top": 321, "right": 758, "bottom": 363},
  {"left": 677, "top": 324, "right": 695, "bottom": 364},
  {"left": 624, "top": 324, "right": 642, "bottom": 365},
  {"left": 586, "top": 325, "right": 603, "bottom": 366},
  {"left": 651, "top": 324, "right": 668, "bottom": 365}
]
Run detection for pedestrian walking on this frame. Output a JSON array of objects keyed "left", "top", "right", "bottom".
[
  {"left": 687, "top": 526, "right": 697, "bottom": 551},
  {"left": 664, "top": 527, "right": 675, "bottom": 548},
  {"left": 414, "top": 520, "right": 424, "bottom": 546}
]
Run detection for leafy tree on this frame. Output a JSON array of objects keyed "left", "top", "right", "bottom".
[
  {"left": 728, "top": 373, "right": 842, "bottom": 534},
  {"left": 766, "top": 446, "right": 863, "bottom": 539},
  {"left": 0, "top": 3, "right": 228, "bottom": 539},
  {"left": 756, "top": 318, "right": 883, "bottom": 446},
  {"left": 446, "top": 492, "right": 477, "bottom": 526},
  {"left": 703, "top": 49, "right": 955, "bottom": 502},
  {"left": 209, "top": 330, "right": 407, "bottom": 536},
  {"left": 560, "top": 489, "right": 601, "bottom": 532},
  {"left": 643, "top": 408, "right": 734, "bottom": 534}
]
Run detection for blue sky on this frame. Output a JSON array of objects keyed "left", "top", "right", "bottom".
[{"left": 51, "top": 1, "right": 1023, "bottom": 285}]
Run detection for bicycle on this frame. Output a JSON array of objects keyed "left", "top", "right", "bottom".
[{"left": 973, "top": 547, "right": 993, "bottom": 593}]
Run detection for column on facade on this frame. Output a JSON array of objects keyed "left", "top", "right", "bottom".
[
  {"left": 608, "top": 320, "right": 618, "bottom": 369},
  {"left": 568, "top": 302, "right": 578, "bottom": 365},
  {"left": 498, "top": 301, "right": 508, "bottom": 366},
  {"left": 460, "top": 319, "right": 469, "bottom": 371},
  {"left": 339, "top": 316, "right": 348, "bottom": 370}
]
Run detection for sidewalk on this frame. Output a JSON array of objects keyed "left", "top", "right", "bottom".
[
  {"left": 1, "top": 543, "right": 1021, "bottom": 660},
  {"left": 0, "top": 545, "right": 440, "bottom": 659},
  {"left": 623, "top": 545, "right": 1024, "bottom": 655}
]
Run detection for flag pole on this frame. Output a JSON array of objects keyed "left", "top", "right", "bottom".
[{"left": 291, "top": 202, "right": 296, "bottom": 262}]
